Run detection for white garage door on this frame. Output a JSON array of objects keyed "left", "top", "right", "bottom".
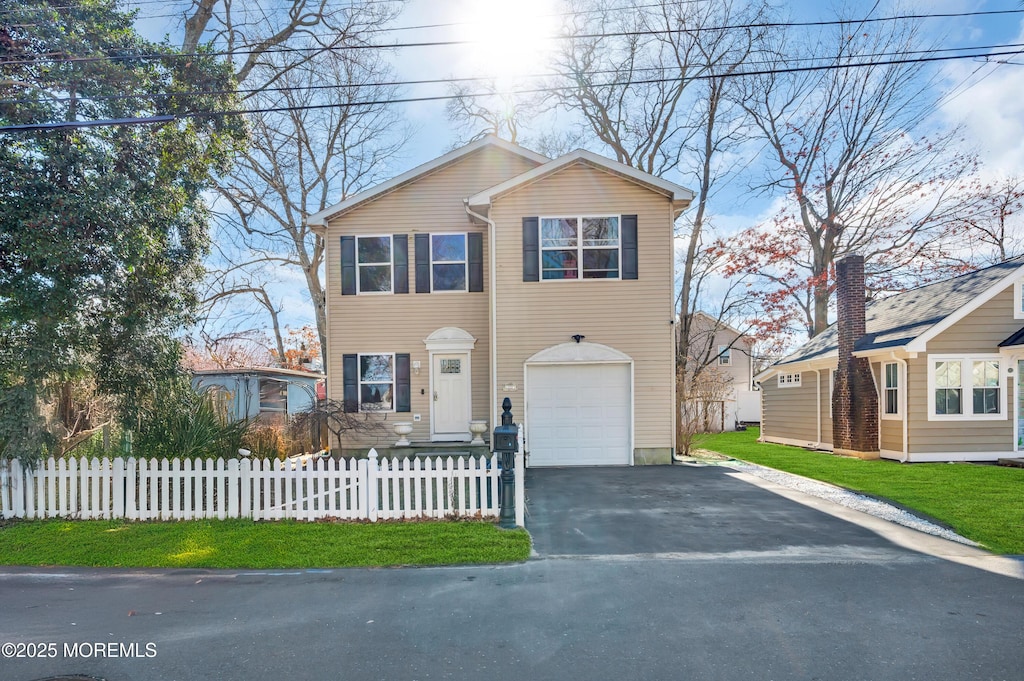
[{"left": 526, "top": 363, "right": 631, "bottom": 466}]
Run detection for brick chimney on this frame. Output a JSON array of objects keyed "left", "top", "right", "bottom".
[{"left": 831, "top": 254, "right": 879, "bottom": 457}]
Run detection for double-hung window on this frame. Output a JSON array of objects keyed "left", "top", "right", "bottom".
[
  {"left": 356, "top": 236, "right": 393, "bottom": 294},
  {"left": 930, "top": 356, "right": 1003, "bottom": 419},
  {"left": 882, "top": 362, "right": 900, "bottom": 418},
  {"left": 540, "top": 216, "right": 620, "bottom": 279},
  {"left": 358, "top": 353, "right": 394, "bottom": 411},
  {"left": 431, "top": 234, "right": 467, "bottom": 292},
  {"left": 718, "top": 345, "right": 732, "bottom": 366}
]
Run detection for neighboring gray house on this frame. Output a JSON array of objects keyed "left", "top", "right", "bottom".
[
  {"left": 191, "top": 367, "right": 324, "bottom": 425},
  {"left": 756, "top": 254, "right": 1024, "bottom": 462}
]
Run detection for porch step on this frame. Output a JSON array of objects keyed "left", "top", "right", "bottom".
[{"left": 996, "top": 457, "right": 1024, "bottom": 468}]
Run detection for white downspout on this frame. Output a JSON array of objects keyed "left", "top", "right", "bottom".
[{"left": 464, "top": 200, "right": 499, "bottom": 438}]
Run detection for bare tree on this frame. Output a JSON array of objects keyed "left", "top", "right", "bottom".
[
  {"left": 729, "top": 10, "right": 979, "bottom": 338},
  {"left": 953, "top": 175, "right": 1024, "bottom": 265},
  {"left": 204, "top": 38, "right": 411, "bottom": 362}
]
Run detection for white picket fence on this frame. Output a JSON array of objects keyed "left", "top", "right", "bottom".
[{"left": 0, "top": 449, "right": 526, "bottom": 525}]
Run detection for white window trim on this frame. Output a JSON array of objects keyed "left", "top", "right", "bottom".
[
  {"left": 539, "top": 215, "right": 622, "bottom": 281},
  {"left": 1015, "top": 279, "right": 1024, "bottom": 319},
  {"left": 881, "top": 361, "right": 901, "bottom": 420},
  {"left": 429, "top": 232, "right": 468, "bottom": 293},
  {"left": 778, "top": 372, "right": 802, "bottom": 388},
  {"left": 355, "top": 235, "right": 394, "bottom": 295},
  {"left": 926, "top": 354, "right": 1005, "bottom": 421},
  {"left": 358, "top": 352, "right": 396, "bottom": 413},
  {"left": 718, "top": 344, "right": 732, "bottom": 366}
]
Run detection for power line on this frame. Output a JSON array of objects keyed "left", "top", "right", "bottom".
[
  {"left": 4, "top": 40, "right": 1022, "bottom": 107},
  {"left": 4, "top": 47, "right": 1020, "bottom": 133},
  {"left": 3, "top": 8, "right": 1023, "bottom": 67}
]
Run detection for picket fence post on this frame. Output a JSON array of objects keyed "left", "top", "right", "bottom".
[
  {"left": 366, "top": 448, "right": 379, "bottom": 522},
  {"left": 514, "top": 450, "right": 525, "bottom": 528}
]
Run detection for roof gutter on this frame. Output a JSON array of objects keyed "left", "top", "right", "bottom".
[{"left": 464, "top": 200, "right": 499, "bottom": 438}]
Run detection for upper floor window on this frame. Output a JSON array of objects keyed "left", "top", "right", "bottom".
[
  {"left": 357, "top": 236, "right": 393, "bottom": 294},
  {"left": 540, "top": 216, "right": 620, "bottom": 280},
  {"left": 718, "top": 345, "right": 732, "bottom": 366},
  {"left": 929, "top": 356, "right": 1004, "bottom": 420},
  {"left": 431, "top": 234, "right": 467, "bottom": 292}
]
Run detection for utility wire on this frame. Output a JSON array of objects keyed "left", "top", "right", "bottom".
[
  {"left": 3, "top": 8, "right": 1023, "bottom": 67},
  {"left": 3, "top": 41, "right": 1021, "bottom": 107},
  {"left": 3, "top": 47, "right": 1021, "bottom": 132}
]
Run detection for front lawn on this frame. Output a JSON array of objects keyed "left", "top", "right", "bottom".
[
  {"left": 0, "top": 519, "right": 531, "bottom": 569},
  {"left": 701, "top": 428, "right": 1024, "bottom": 555}
]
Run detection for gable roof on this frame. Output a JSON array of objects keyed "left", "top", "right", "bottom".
[
  {"left": 466, "top": 148, "right": 695, "bottom": 212},
  {"left": 306, "top": 136, "right": 549, "bottom": 226},
  {"left": 773, "top": 257, "right": 1024, "bottom": 368}
]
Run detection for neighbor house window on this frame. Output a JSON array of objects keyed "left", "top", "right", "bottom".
[
  {"left": 930, "top": 356, "right": 1003, "bottom": 419},
  {"left": 540, "top": 216, "right": 620, "bottom": 280},
  {"left": 359, "top": 353, "right": 394, "bottom": 411},
  {"left": 718, "top": 345, "right": 732, "bottom": 366},
  {"left": 777, "top": 372, "right": 801, "bottom": 388},
  {"left": 883, "top": 362, "right": 900, "bottom": 417},
  {"left": 1016, "top": 279, "right": 1024, "bottom": 319},
  {"left": 431, "top": 233, "right": 467, "bottom": 292},
  {"left": 356, "top": 235, "right": 393, "bottom": 293},
  {"left": 259, "top": 378, "right": 287, "bottom": 413}
]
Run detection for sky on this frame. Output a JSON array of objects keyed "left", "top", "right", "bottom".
[{"left": 130, "top": 0, "right": 1024, "bottom": 339}]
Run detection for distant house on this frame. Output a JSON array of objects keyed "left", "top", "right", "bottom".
[
  {"left": 191, "top": 367, "right": 324, "bottom": 426},
  {"left": 307, "top": 135, "right": 695, "bottom": 465},
  {"left": 756, "top": 254, "right": 1024, "bottom": 462},
  {"left": 681, "top": 311, "right": 760, "bottom": 430}
]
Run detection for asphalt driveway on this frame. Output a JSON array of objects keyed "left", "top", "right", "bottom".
[{"left": 525, "top": 465, "right": 911, "bottom": 559}]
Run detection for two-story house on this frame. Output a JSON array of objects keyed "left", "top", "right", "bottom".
[
  {"left": 682, "top": 311, "right": 760, "bottom": 430},
  {"left": 308, "top": 136, "right": 693, "bottom": 466}
]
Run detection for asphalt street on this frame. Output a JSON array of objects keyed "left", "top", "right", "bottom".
[{"left": 1, "top": 466, "right": 1021, "bottom": 681}]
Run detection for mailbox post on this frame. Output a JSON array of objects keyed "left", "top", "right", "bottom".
[{"left": 492, "top": 397, "right": 519, "bottom": 529}]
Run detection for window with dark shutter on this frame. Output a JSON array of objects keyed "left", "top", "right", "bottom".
[
  {"left": 340, "top": 236, "right": 356, "bottom": 295},
  {"left": 415, "top": 233, "right": 431, "bottom": 293},
  {"left": 395, "top": 354, "right": 411, "bottom": 412},
  {"left": 468, "top": 232, "right": 483, "bottom": 292},
  {"left": 621, "top": 214, "right": 638, "bottom": 280},
  {"left": 393, "top": 235, "right": 409, "bottom": 294},
  {"left": 342, "top": 354, "right": 358, "bottom": 412},
  {"left": 522, "top": 217, "right": 539, "bottom": 282}
]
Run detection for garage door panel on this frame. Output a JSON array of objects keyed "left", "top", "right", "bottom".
[{"left": 527, "top": 363, "right": 631, "bottom": 466}]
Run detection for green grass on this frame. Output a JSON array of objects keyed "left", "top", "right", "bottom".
[
  {"left": 701, "top": 428, "right": 1024, "bottom": 555},
  {"left": 0, "top": 519, "right": 531, "bottom": 569}
]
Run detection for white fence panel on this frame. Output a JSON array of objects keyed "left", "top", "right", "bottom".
[{"left": 0, "top": 449, "right": 510, "bottom": 523}]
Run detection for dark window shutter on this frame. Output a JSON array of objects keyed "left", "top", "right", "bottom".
[
  {"left": 395, "top": 354, "right": 411, "bottom": 413},
  {"left": 342, "top": 354, "right": 358, "bottom": 412},
  {"left": 393, "top": 234, "right": 409, "bottom": 294},
  {"left": 341, "top": 236, "right": 356, "bottom": 295},
  {"left": 522, "top": 217, "right": 539, "bottom": 282},
  {"left": 468, "top": 232, "right": 483, "bottom": 292},
  {"left": 415, "top": 233, "right": 431, "bottom": 293},
  {"left": 622, "top": 214, "right": 638, "bottom": 280}
]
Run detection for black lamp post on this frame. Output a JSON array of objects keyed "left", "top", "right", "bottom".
[{"left": 492, "top": 397, "right": 519, "bottom": 529}]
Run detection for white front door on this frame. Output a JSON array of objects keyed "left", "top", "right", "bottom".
[{"left": 432, "top": 353, "right": 471, "bottom": 439}]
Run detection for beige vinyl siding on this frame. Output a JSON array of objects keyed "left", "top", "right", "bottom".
[
  {"left": 906, "top": 286, "right": 1018, "bottom": 454},
  {"left": 489, "top": 163, "right": 676, "bottom": 451},
  {"left": 323, "top": 146, "right": 540, "bottom": 445},
  {"left": 818, "top": 368, "right": 833, "bottom": 446},
  {"left": 761, "top": 370, "right": 820, "bottom": 444}
]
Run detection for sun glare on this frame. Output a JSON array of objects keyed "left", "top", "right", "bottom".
[{"left": 459, "top": 0, "right": 559, "bottom": 80}]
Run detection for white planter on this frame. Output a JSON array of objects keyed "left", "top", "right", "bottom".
[
  {"left": 468, "top": 420, "right": 488, "bottom": 445},
  {"left": 393, "top": 422, "right": 413, "bottom": 447}
]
